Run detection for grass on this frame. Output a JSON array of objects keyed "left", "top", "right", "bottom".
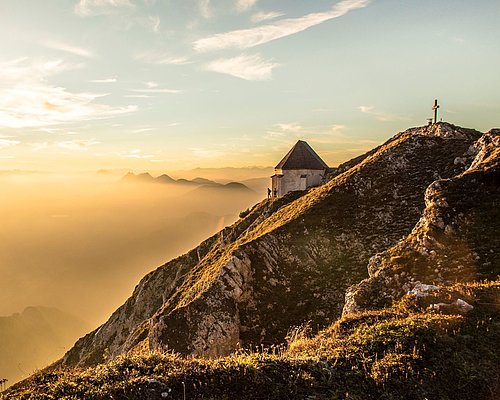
[{"left": 6, "top": 280, "right": 499, "bottom": 400}]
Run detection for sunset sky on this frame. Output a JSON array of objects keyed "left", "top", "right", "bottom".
[{"left": 0, "top": 0, "right": 499, "bottom": 172}]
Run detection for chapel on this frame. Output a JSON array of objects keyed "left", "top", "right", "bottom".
[{"left": 271, "top": 140, "right": 329, "bottom": 197}]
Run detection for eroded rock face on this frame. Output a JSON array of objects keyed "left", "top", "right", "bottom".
[
  {"left": 344, "top": 129, "right": 499, "bottom": 314},
  {"left": 63, "top": 123, "right": 490, "bottom": 367}
]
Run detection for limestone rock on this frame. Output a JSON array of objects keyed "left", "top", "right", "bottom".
[
  {"left": 62, "top": 123, "right": 494, "bottom": 367},
  {"left": 344, "top": 128, "right": 499, "bottom": 314}
]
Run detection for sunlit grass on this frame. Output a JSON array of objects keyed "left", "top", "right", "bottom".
[{"left": 7, "top": 280, "right": 499, "bottom": 400}]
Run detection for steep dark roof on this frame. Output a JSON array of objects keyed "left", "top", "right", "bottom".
[{"left": 275, "top": 140, "right": 329, "bottom": 170}]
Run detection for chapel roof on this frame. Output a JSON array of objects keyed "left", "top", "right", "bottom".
[{"left": 275, "top": 140, "right": 329, "bottom": 170}]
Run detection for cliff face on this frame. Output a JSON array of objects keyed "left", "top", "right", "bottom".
[
  {"left": 344, "top": 128, "right": 500, "bottom": 313},
  {"left": 63, "top": 123, "right": 488, "bottom": 367}
]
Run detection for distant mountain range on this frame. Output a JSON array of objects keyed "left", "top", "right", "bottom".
[{"left": 121, "top": 172, "right": 255, "bottom": 193}]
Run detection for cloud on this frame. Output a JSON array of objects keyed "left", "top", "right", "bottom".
[
  {"left": 199, "top": 0, "right": 212, "bottom": 19},
  {"left": 135, "top": 52, "right": 190, "bottom": 65},
  {"left": 125, "top": 94, "right": 152, "bottom": 98},
  {"left": 148, "top": 15, "right": 160, "bottom": 33},
  {"left": 119, "top": 149, "right": 154, "bottom": 159},
  {"left": 145, "top": 81, "right": 158, "bottom": 88},
  {"left": 359, "top": 105, "right": 374, "bottom": 113},
  {"left": 75, "top": 0, "right": 134, "bottom": 16},
  {"left": 236, "top": 0, "right": 258, "bottom": 13},
  {"left": 37, "top": 127, "right": 62, "bottom": 134},
  {"left": 132, "top": 127, "right": 153, "bottom": 134},
  {"left": 274, "top": 123, "right": 305, "bottom": 133},
  {"left": 29, "top": 142, "right": 50, "bottom": 151},
  {"left": 57, "top": 139, "right": 100, "bottom": 151},
  {"left": 358, "top": 105, "right": 411, "bottom": 122},
  {"left": 265, "top": 122, "right": 355, "bottom": 145},
  {"left": 42, "top": 40, "right": 94, "bottom": 58},
  {"left": 194, "top": 0, "right": 371, "bottom": 52},
  {"left": 251, "top": 11, "right": 284, "bottom": 23},
  {"left": 0, "top": 139, "right": 21, "bottom": 149},
  {"left": 129, "top": 88, "right": 181, "bottom": 94},
  {"left": 0, "top": 59, "right": 137, "bottom": 128},
  {"left": 156, "top": 56, "right": 191, "bottom": 65},
  {"left": 204, "top": 54, "right": 279, "bottom": 80},
  {"left": 89, "top": 77, "right": 117, "bottom": 83}
]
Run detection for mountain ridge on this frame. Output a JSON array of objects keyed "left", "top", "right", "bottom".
[
  {"left": 5, "top": 122, "right": 499, "bottom": 400},
  {"left": 61, "top": 122, "right": 493, "bottom": 368}
]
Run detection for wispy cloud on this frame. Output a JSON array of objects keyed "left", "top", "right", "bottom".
[
  {"left": 75, "top": 0, "right": 134, "bottom": 16},
  {"left": 148, "top": 15, "right": 161, "bottom": 33},
  {"left": 125, "top": 94, "right": 152, "bottom": 98},
  {"left": 358, "top": 105, "right": 411, "bottom": 122},
  {"left": 135, "top": 52, "right": 190, "bottom": 65},
  {"left": 132, "top": 127, "right": 153, "bottom": 134},
  {"left": 42, "top": 40, "right": 94, "bottom": 58},
  {"left": 265, "top": 122, "right": 310, "bottom": 140},
  {"left": 251, "top": 11, "right": 284, "bottom": 23},
  {"left": 199, "top": 0, "right": 212, "bottom": 19},
  {"left": 194, "top": 0, "right": 371, "bottom": 52},
  {"left": 127, "top": 81, "right": 181, "bottom": 94},
  {"left": 274, "top": 123, "right": 305, "bottom": 133},
  {"left": 57, "top": 139, "right": 100, "bottom": 151},
  {"left": 156, "top": 56, "right": 191, "bottom": 65},
  {"left": 0, "top": 59, "right": 136, "bottom": 128},
  {"left": 265, "top": 122, "right": 354, "bottom": 145},
  {"left": 236, "top": 0, "right": 258, "bottom": 13},
  {"left": 89, "top": 77, "right": 117, "bottom": 83},
  {"left": 204, "top": 54, "right": 279, "bottom": 80},
  {"left": 119, "top": 149, "right": 154, "bottom": 159},
  {"left": 0, "top": 139, "right": 21, "bottom": 149},
  {"left": 29, "top": 142, "right": 50, "bottom": 151},
  {"left": 129, "top": 88, "right": 181, "bottom": 94}
]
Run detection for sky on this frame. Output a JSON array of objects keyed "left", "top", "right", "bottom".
[{"left": 0, "top": 0, "right": 499, "bottom": 172}]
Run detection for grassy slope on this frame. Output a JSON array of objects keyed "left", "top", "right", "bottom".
[
  {"left": 6, "top": 281, "right": 499, "bottom": 400},
  {"left": 7, "top": 125, "right": 498, "bottom": 398},
  {"left": 127, "top": 124, "right": 480, "bottom": 354}
]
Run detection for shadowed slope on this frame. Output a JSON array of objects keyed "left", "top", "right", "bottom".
[
  {"left": 344, "top": 129, "right": 500, "bottom": 313},
  {"left": 63, "top": 123, "right": 484, "bottom": 367}
]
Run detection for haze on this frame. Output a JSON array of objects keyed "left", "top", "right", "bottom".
[
  {"left": 1, "top": 0, "right": 499, "bottom": 389},
  {"left": 0, "top": 172, "right": 264, "bottom": 324}
]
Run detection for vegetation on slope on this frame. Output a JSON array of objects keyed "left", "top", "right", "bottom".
[
  {"left": 6, "top": 280, "right": 499, "bottom": 400},
  {"left": 345, "top": 129, "right": 499, "bottom": 313},
  {"left": 61, "top": 123, "right": 490, "bottom": 368}
]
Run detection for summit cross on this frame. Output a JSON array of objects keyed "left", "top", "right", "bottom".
[{"left": 432, "top": 99, "right": 440, "bottom": 123}]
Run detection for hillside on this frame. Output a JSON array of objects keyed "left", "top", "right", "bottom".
[
  {"left": 4, "top": 122, "right": 499, "bottom": 399},
  {"left": 345, "top": 129, "right": 500, "bottom": 313},
  {"left": 61, "top": 122, "right": 489, "bottom": 367},
  {"left": 6, "top": 283, "right": 499, "bottom": 399}
]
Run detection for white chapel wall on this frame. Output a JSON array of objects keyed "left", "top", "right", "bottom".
[{"left": 276, "top": 169, "right": 325, "bottom": 196}]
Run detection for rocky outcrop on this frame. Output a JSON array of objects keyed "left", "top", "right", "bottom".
[
  {"left": 63, "top": 122, "right": 489, "bottom": 367},
  {"left": 344, "top": 129, "right": 499, "bottom": 314}
]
